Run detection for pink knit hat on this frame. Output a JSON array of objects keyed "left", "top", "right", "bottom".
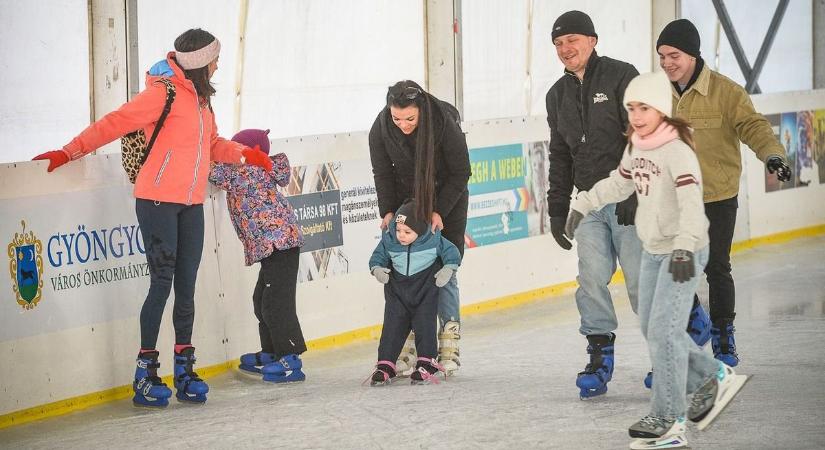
[{"left": 231, "top": 129, "right": 271, "bottom": 155}]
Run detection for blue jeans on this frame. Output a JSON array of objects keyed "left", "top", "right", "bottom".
[
  {"left": 639, "top": 246, "right": 719, "bottom": 418},
  {"left": 574, "top": 203, "right": 642, "bottom": 335},
  {"left": 438, "top": 272, "right": 459, "bottom": 329}
]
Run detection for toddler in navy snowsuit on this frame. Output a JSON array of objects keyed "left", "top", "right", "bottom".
[{"left": 368, "top": 200, "right": 461, "bottom": 385}]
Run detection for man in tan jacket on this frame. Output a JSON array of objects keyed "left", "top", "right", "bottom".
[{"left": 656, "top": 19, "right": 791, "bottom": 368}]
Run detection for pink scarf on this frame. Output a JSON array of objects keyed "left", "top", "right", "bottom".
[{"left": 631, "top": 121, "right": 679, "bottom": 150}]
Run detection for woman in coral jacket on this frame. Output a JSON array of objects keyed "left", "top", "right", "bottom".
[{"left": 32, "top": 29, "right": 272, "bottom": 408}]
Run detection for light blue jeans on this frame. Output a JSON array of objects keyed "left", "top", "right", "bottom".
[
  {"left": 438, "top": 272, "right": 459, "bottom": 329},
  {"left": 574, "top": 203, "right": 642, "bottom": 335},
  {"left": 639, "top": 246, "right": 719, "bottom": 418}
]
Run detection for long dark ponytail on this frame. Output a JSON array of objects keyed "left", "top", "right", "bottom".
[{"left": 387, "top": 80, "right": 436, "bottom": 222}]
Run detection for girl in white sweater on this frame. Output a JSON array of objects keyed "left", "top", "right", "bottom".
[{"left": 565, "top": 71, "right": 748, "bottom": 450}]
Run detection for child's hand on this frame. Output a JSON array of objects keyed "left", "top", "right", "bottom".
[
  {"left": 372, "top": 267, "right": 390, "bottom": 284},
  {"left": 668, "top": 249, "right": 695, "bottom": 283},
  {"left": 434, "top": 266, "right": 454, "bottom": 287}
]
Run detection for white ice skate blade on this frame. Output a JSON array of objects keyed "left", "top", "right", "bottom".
[
  {"left": 629, "top": 434, "right": 687, "bottom": 449},
  {"left": 696, "top": 374, "right": 750, "bottom": 431}
]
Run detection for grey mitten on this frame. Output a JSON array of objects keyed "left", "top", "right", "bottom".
[
  {"left": 372, "top": 267, "right": 391, "bottom": 284},
  {"left": 434, "top": 266, "right": 455, "bottom": 287},
  {"left": 564, "top": 210, "right": 585, "bottom": 240}
]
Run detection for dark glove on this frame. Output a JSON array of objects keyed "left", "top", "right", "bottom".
[
  {"left": 766, "top": 156, "right": 791, "bottom": 182},
  {"left": 564, "top": 210, "right": 584, "bottom": 240},
  {"left": 242, "top": 145, "right": 273, "bottom": 172},
  {"left": 32, "top": 150, "right": 70, "bottom": 172},
  {"left": 668, "top": 249, "right": 695, "bottom": 283},
  {"left": 615, "top": 194, "right": 638, "bottom": 226},
  {"left": 550, "top": 216, "right": 572, "bottom": 250}
]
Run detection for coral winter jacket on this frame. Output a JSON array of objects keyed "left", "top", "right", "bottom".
[{"left": 62, "top": 52, "right": 244, "bottom": 205}]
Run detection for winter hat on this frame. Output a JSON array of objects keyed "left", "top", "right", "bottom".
[
  {"left": 656, "top": 19, "right": 701, "bottom": 58},
  {"left": 623, "top": 71, "right": 673, "bottom": 118},
  {"left": 551, "top": 11, "right": 598, "bottom": 41},
  {"left": 394, "top": 200, "right": 429, "bottom": 237},
  {"left": 231, "top": 129, "right": 271, "bottom": 155}
]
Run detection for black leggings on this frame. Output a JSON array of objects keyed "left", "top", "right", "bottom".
[
  {"left": 136, "top": 199, "right": 204, "bottom": 349},
  {"left": 253, "top": 248, "right": 306, "bottom": 357}
]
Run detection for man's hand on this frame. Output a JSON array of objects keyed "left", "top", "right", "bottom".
[
  {"left": 550, "top": 216, "right": 572, "bottom": 250},
  {"left": 766, "top": 156, "right": 791, "bottom": 182}
]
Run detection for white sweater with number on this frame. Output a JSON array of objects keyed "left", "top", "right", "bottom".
[{"left": 571, "top": 138, "right": 709, "bottom": 255}]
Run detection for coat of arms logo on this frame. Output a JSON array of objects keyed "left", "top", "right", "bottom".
[{"left": 7, "top": 220, "right": 45, "bottom": 310}]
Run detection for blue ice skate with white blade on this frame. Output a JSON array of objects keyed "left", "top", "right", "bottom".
[
  {"left": 173, "top": 347, "right": 209, "bottom": 403},
  {"left": 132, "top": 350, "right": 173, "bottom": 408},
  {"left": 262, "top": 354, "right": 306, "bottom": 383},
  {"left": 644, "top": 301, "right": 711, "bottom": 389},
  {"left": 576, "top": 333, "right": 614, "bottom": 399},
  {"left": 239, "top": 351, "right": 277, "bottom": 375}
]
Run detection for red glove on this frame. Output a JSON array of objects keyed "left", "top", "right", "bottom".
[
  {"left": 242, "top": 145, "right": 273, "bottom": 172},
  {"left": 32, "top": 150, "right": 70, "bottom": 172}
]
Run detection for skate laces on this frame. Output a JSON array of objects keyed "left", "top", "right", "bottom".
[
  {"left": 638, "top": 415, "right": 669, "bottom": 430},
  {"left": 412, "top": 357, "right": 446, "bottom": 383}
]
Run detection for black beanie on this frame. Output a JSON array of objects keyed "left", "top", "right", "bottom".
[
  {"left": 551, "top": 10, "right": 598, "bottom": 40},
  {"left": 394, "top": 201, "right": 428, "bottom": 237},
  {"left": 657, "top": 19, "right": 701, "bottom": 58}
]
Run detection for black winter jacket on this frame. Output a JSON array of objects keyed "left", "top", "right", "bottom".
[
  {"left": 545, "top": 52, "right": 638, "bottom": 218},
  {"left": 368, "top": 94, "right": 471, "bottom": 227}
]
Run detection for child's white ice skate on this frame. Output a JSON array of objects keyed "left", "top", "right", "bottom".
[
  {"left": 395, "top": 332, "right": 417, "bottom": 377},
  {"left": 437, "top": 321, "right": 460, "bottom": 376},
  {"left": 628, "top": 416, "right": 687, "bottom": 449},
  {"left": 688, "top": 362, "right": 749, "bottom": 430}
]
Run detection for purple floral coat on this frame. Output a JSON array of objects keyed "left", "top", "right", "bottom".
[{"left": 209, "top": 153, "right": 304, "bottom": 266}]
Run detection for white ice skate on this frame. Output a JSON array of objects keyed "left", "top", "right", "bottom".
[
  {"left": 628, "top": 416, "right": 687, "bottom": 449},
  {"left": 690, "top": 363, "right": 750, "bottom": 431},
  {"left": 395, "top": 332, "right": 417, "bottom": 377},
  {"left": 438, "top": 321, "right": 460, "bottom": 376}
]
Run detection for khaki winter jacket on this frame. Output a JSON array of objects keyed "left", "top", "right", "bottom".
[{"left": 671, "top": 65, "right": 785, "bottom": 203}]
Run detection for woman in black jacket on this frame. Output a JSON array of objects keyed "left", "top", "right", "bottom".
[{"left": 368, "top": 80, "right": 471, "bottom": 375}]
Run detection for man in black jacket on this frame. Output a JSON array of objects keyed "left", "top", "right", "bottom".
[{"left": 545, "top": 10, "right": 642, "bottom": 399}]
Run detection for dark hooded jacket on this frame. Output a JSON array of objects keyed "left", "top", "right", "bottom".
[
  {"left": 368, "top": 93, "right": 471, "bottom": 256},
  {"left": 545, "top": 51, "right": 638, "bottom": 217}
]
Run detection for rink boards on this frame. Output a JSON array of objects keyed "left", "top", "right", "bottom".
[{"left": 1, "top": 90, "right": 824, "bottom": 424}]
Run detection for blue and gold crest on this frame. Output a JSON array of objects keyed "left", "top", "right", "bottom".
[{"left": 7, "top": 220, "right": 44, "bottom": 310}]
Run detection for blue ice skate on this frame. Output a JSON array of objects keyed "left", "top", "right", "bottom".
[
  {"left": 262, "top": 354, "right": 306, "bottom": 383},
  {"left": 576, "top": 333, "right": 614, "bottom": 399},
  {"left": 174, "top": 347, "right": 209, "bottom": 403},
  {"left": 132, "top": 351, "right": 172, "bottom": 408},
  {"left": 239, "top": 351, "right": 277, "bottom": 375},
  {"left": 687, "top": 300, "right": 711, "bottom": 347},
  {"left": 711, "top": 319, "right": 739, "bottom": 367}
]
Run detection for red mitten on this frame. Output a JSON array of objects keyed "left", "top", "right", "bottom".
[
  {"left": 32, "top": 150, "right": 70, "bottom": 172},
  {"left": 242, "top": 145, "right": 273, "bottom": 172}
]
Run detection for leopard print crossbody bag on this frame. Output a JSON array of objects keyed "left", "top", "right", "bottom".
[{"left": 121, "top": 78, "right": 176, "bottom": 183}]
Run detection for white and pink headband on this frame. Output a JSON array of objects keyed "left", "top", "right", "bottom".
[{"left": 175, "top": 38, "right": 221, "bottom": 70}]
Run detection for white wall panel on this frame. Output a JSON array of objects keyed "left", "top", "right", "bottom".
[{"left": 0, "top": 0, "right": 91, "bottom": 164}]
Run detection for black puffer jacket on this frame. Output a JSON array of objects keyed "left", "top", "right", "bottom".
[
  {"left": 545, "top": 52, "right": 638, "bottom": 218},
  {"left": 368, "top": 94, "right": 471, "bottom": 255}
]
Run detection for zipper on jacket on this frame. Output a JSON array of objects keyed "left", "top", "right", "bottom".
[
  {"left": 154, "top": 149, "right": 172, "bottom": 185},
  {"left": 187, "top": 85, "right": 204, "bottom": 206},
  {"left": 576, "top": 76, "right": 586, "bottom": 143},
  {"left": 406, "top": 245, "right": 411, "bottom": 276}
]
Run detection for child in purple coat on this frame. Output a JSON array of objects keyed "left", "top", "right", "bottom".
[{"left": 209, "top": 128, "right": 306, "bottom": 383}]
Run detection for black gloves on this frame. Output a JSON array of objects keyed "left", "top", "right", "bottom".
[
  {"left": 550, "top": 216, "right": 572, "bottom": 250},
  {"left": 669, "top": 249, "right": 695, "bottom": 283},
  {"left": 766, "top": 156, "right": 792, "bottom": 182},
  {"left": 564, "top": 210, "right": 584, "bottom": 242},
  {"left": 615, "top": 194, "right": 638, "bottom": 226}
]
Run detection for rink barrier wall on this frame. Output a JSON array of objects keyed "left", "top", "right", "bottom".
[
  {"left": 0, "top": 224, "right": 823, "bottom": 430},
  {"left": 1, "top": 90, "right": 824, "bottom": 428}
]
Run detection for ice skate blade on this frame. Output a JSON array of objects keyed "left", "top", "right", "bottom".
[
  {"left": 369, "top": 378, "right": 396, "bottom": 387},
  {"left": 132, "top": 399, "right": 169, "bottom": 409},
  {"left": 263, "top": 369, "right": 306, "bottom": 384},
  {"left": 696, "top": 374, "right": 749, "bottom": 431},
  {"left": 238, "top": 364, "right": 262, "bottom": 375},
  {"left": 629, "top": 435, "right": 687, "bottom": 449}
]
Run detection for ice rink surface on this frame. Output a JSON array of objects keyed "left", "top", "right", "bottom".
[{"left": 1, "top": 236, "right": 824, "bottom": 450}]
